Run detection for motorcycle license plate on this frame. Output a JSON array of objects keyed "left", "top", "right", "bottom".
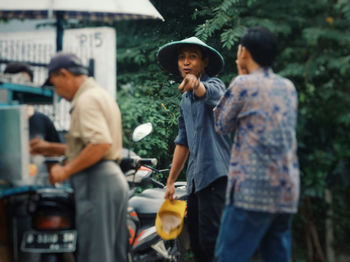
[{"left": 21, "top": 230, "right": 77, "bottom": 253}]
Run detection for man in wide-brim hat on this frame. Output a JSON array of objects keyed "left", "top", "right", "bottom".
[{"left": 158, "top": 37, "right": 232, "bottom": 262}]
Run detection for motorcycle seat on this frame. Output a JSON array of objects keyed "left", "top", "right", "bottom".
[
  {"left": 129, "top": 195, "right": 163, "bottom": 216},
  {"left": 129, "top": 187, "right": 187, "bottom": 216},
  {"left": 129, "top": 187, "right": 188, "bottom": 227},
  {"left": 137, "top": 187, "right": 187, "bottom": 200}
]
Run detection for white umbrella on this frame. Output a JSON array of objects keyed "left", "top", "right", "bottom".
[{"left": 0, "top": 0, "right": 164, "bottom": 50}]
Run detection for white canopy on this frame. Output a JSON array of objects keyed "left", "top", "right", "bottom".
[{"left": 0, "top": 0, "right": 164, "bottom": 21}]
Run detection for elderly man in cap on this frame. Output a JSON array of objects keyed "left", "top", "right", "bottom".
[
  {"left": 30, "top": 52, "right": 129, "bottom": 262},
  {"left": 158, "top": 37, "right": 232, "bottom": 262}
]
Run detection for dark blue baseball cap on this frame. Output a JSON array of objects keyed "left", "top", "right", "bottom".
[{"left": 43, "top": 52, "right": 88, "bottom": 86}]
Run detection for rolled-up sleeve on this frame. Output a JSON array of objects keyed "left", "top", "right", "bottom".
[
  {"left": 174, "top": 107, "right": 188, "bottom": 146},
  {"left": 214, "top": 77, "right": 244, "bottom": 134}
]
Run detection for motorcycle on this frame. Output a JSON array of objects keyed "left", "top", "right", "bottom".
[
  {"left": 20, "top": 186, "right": 76, "bottom": 262},
  {"left": 121, "top": 123, "right": 190, "bottom": 262},
  {"left": 2, "top": 179, "right": 76, "bottom": 262}
]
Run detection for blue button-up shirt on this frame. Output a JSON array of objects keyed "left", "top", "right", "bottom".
[
  {"left": 175, "top": 75, "right": 232, "bottom": 194},
  {"left": 214, "top": 68, "right": 300, "bottom": 213}
]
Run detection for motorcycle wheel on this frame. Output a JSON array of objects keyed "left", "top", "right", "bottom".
[
  {"left": 40, "top": 253, "right": 63, "bottom": 262},
  {"left": 129, "top": 237, "right": 185, "bottom": 262},
  {"left": 39, "top": 253, "right": 75, "bottom": 262},
  {"left": 164, "top": 237, "right": 185, "bottom": 262}
]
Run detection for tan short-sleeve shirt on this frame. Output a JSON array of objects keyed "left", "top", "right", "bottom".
[{"left": 65, "top": 77, "right": 122, "bottom": 162}]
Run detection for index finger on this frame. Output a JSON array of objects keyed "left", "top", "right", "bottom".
[{"left": 178, "top": 78, "right": 189, "bottom": 90}]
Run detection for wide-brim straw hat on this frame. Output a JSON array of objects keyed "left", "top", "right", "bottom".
[{"left": 157, "top": 37, "right": 224, "bottom": 77}]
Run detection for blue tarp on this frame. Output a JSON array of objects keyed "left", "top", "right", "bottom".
[{"left": 0, "top": 184, "right": 72, "bottom": 198}]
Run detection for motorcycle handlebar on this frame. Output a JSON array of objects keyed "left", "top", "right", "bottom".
[
  {"left": 120, "top": 157, "right": 158, "bottom": 173},
  {"left": 138, "top": 158, "right": 158, "bottom": 166}
]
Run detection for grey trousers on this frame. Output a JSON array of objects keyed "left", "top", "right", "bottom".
[{"left": 70, "top": 161, "right": 129, "bottom": 262}]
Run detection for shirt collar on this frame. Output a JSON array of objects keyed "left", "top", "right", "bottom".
[
  {"left": 250, "top": 67, "right": 274, "bottom": 77},
  {"left": 199, "top": 74, "right": 209, "bottom": 81}
]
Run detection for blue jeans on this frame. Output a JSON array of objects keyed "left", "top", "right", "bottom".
[{"left": 215, "top": 205, "right": 293, "bottom": 262}]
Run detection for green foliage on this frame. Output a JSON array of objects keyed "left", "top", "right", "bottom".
[
  {"left": 117, "top": 71, "right": 181, "bottom": 170},
  {"left": 220, "top": 27, "right": 245, "bottom": 49}
]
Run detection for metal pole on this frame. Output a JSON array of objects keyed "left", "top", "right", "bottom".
[{"left": 56, "top": 12, "right": 64, "bottom": 51}]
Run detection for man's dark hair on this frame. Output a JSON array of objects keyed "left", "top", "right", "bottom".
[
  {"left": 240, "top": 27, "right": 278, "bottom": 67},
  {"left": 4, "top": 62, "right": 34, "bottom": 81}
]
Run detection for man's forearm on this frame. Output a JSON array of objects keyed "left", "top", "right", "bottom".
[
  {"left": 47, "top": 142, "right": 67, "bottom": 156},
  {"left": 63, "top": 143, "right": 110, "bottom": 177},
  {"left": 166, "top": 144, "right": 189, "bottom": 185}
]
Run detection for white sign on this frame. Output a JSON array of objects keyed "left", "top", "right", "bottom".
[
  {"left": 64, "top": 27, "right": 116, "bottom": 98},
  {"left": 0, "top": 27, "right": 116, "bottom": 131}
]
